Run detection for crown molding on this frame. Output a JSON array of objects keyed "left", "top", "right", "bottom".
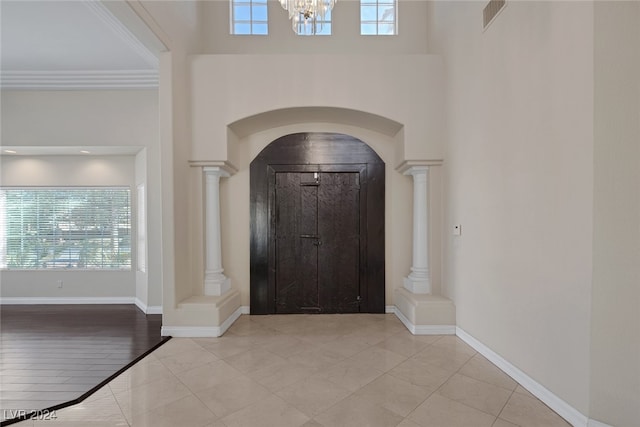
[
  {"left": 82, "top": 0, "right": 159, "bottom": 69},
  {"left": 0, "top": 70, "right": 159, "bottom": 90}
]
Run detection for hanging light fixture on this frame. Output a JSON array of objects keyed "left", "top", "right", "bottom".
[{"left": 279, "top": 0, "right": 337, "bottom": 35}]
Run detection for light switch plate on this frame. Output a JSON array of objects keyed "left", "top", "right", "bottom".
[{"left": 453, "top": 224, "right": 462, "bottom": 236}]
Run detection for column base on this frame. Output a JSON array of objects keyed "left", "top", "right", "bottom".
[
  {"left": 404, "top": 275, "right": 431, "bottom": 294},
  {"left": 161, "top": 290, "right": 243, "bottom": 337},
  {"left": 394, "top": 288, "right": 456, "bottom": 335},
  {"left": 204, "top": 273, "right": 231, "bottom": 296}
]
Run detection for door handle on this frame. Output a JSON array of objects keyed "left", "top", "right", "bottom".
[
  {"left": 300, "top": 234, "right": 319, "bottom": 239},
  {"left": 312, "top": 240, "right": 322, "bottom": 246}
]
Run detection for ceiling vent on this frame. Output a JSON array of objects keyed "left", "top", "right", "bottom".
[{"left": 483, "top": 0, "right": 506, "bottom": 30}]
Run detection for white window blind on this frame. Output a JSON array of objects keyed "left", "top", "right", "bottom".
[{"left": 0, "top": 187, "right": 131, "bottom": 270}]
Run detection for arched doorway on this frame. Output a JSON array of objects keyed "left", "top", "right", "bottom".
[{"left": 250, "top": 132, "right": 385, "bottom": 314}]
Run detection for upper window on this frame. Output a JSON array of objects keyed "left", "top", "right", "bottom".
[
  {"left": 0, "top": 187, "right": 131, "bottom": 270},
  {"left": 360, "top": 0, "right": 397, "bottom": 35},
  {"left": 231, "top": 0, "right": 268, "bottom": 35}
]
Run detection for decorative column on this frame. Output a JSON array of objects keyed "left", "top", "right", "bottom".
[
  {"left": 203, "top": 167, "right": 231, "bottom": 296},
  {"left": 403, "top": 166, "right": 431, "bottom": 294}
]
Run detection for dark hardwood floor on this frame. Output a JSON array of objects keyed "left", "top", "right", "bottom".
[{"left": 0, "top": 304, "right": 167, "bottom": 425}]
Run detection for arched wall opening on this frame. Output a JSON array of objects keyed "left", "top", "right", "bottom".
[{"left": 187, "top": 111, "right": 443, "bottom": 310}]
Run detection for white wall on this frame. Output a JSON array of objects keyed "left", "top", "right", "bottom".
[
  {"left": 0, "top": 155, "right": 136, "bottom": 298},
  {"left": 0, "top": 90, "right": 162, "bottom": 305},
  {"left": 429, "top": 0, "right": 593, "bottom": 416},
  {"left": 591, "top": 2, "right": 640, "bottom": 426}
]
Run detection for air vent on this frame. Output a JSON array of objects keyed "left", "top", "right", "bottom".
[{"left": 483, "top": 0, "right": 506, "bottom": 29}]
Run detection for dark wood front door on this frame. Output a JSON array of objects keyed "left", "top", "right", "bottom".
[
  {"left": 274, "top": 171, "right": 361, "bottom": 313},
  {"left": 250, "top": 132, "right": 385, "bottom": 315}
]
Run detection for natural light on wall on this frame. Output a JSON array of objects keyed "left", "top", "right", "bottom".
[
  {"left": 361, "top": 0, "right": 397, "bottom": 35},
  {"left": 0, "top": 187, "right": 131, "bottom": 270}
]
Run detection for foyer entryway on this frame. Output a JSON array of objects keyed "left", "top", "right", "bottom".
[{"left": 250, "top": 133, "right": 385, "bottom": 314}]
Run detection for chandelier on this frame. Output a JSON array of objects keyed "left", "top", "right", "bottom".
[{"left": 279, "top": 0, "right": 337, "bottom": 35}]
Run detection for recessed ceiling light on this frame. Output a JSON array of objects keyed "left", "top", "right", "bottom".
[
  {"left": 80, "top": 150, "right": 90, "bottom": 154},
  {"left": 4, "top": 150, "right": 17, "bottom": 154}
]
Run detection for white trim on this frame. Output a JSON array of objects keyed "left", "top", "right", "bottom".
[
  {"left": 161, "top": 306, "right": 244, "bottom": 338},
  {"left": 385, "top": 305, "right": 395, "bottom": 314},
  {"left": 588, "top": 420, "right": 613, "bottom": 427},
  {"left": 0, "top": 297, "right": 135, "bottom": 305},
  {"left": 161, "top": 326, "right": 223, "bottom": 338},
  {"left": 133, "top": 297, "right": 162, "bottom": 315},
  {"left": 241, "top": 305, "right": 251, "bottom": 314},
  {"left": 393, "top": 305, "right": 455, "bottom": 335},
  {"left": 145, "top": 305, "right": 163, "bottom": 315},
  {"left": 1, "top": 70, "right": 159, "bottom": 90},
  {"left": 82, "top": 0, "right": 159, "bottom": 68},
  {"left": 456, "top": 327, "right": 589, "bottom": 427},
  {"left": 134, "top": 297, "right": 147, "bottom": 313}
]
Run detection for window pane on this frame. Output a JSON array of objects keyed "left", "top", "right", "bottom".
[
  {"left": 234, "top": 23, "right": 252, "bottom": 34},
  {"left": 378, "top": 22, "right": 395, "bottom": 34},
  {"left": 231, "top": 0, "right": 268, "bottom": 35},
  {"left": 1, "top": 188, "right": 131, "bottom": 270},
  {"left": 253, "top": 23, "right": 268, "bottom": 34},
  {"left": 361, "top": 5, "right": 377, "bottom": 21},
  {"left": 234, "top": 5, "right": 251, "bottom": 20},
  {"left": 379, "top": 5, "right": 394, "bottom": 21},
  {"left": 315, "top": 23, "right": 332, "bottom": 35},
  {"left": 253, "top": 4, "right": 268, "bottom": 21},
  {"left": 361, "top": 23, "right": 377, "bottom": 35}
]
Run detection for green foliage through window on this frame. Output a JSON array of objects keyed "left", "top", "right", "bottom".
[{"left": 0, "top": 188, "right": 131, "bottom": 270}]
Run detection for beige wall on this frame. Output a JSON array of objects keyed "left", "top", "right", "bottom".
[
  {"left": 190, "top": 54, "right": 445, "bottom": 164},
  {"left": 591, "top": 2, "right": 640, "bottom": 426},
  {"left": 429, "top": 0, "right": 594, "bottom": 415}
]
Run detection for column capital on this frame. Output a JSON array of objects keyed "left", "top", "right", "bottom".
[
  {"left": 189, "top": 160, "right": 238, "bottom": 176},
  {"left": 203, "top": 166, "right": 230, "bottom": 178},
  {"left": 403, "top": 166, "right": 429, "bottom": 179},
  {"left": 396, "top": 159, "right": 443, "bottom": 175}
]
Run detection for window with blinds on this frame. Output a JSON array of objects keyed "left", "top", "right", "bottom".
[{"left": 0, "top": 187, "right": 131, "bottom": 270}]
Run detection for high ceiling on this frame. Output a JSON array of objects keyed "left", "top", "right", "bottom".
[{"left": 1, "top": 0, "right": 160, "bottom": 89}]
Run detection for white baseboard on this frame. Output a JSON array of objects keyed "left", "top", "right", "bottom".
[
  {"left": 456, "top": 327, "right": 589, "bottom": 427},
  {"left": 161, "top": 326, "right": 223, "bottom": 337},
  {"left": 145, "top": 305, "right": 162, "bottom": 314},
  {"left": 0, "top": 297, "right": 135, "bottom": 305},
  {"left": 385, "top": 305, "right": 395, "bottom": 314},
  {"left": 161, "top": 305, "right": 244, "bottom": 338},
  {"left": 392, "top": 305, "right": 455, "bottom": 335},
  {"left": 134, "top": 297, "right": 162, "bottom": 314},
  {"left": 240, "top": 305, "right": 250, "bottom": 314}
]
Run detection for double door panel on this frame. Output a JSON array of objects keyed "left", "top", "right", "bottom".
[{"left": 274, "top": 170, "right": 361, "bottom": 313}]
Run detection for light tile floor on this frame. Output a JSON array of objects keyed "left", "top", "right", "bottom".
[{"left": 15, "top": 314, "right": 571, "bottom": 427}]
